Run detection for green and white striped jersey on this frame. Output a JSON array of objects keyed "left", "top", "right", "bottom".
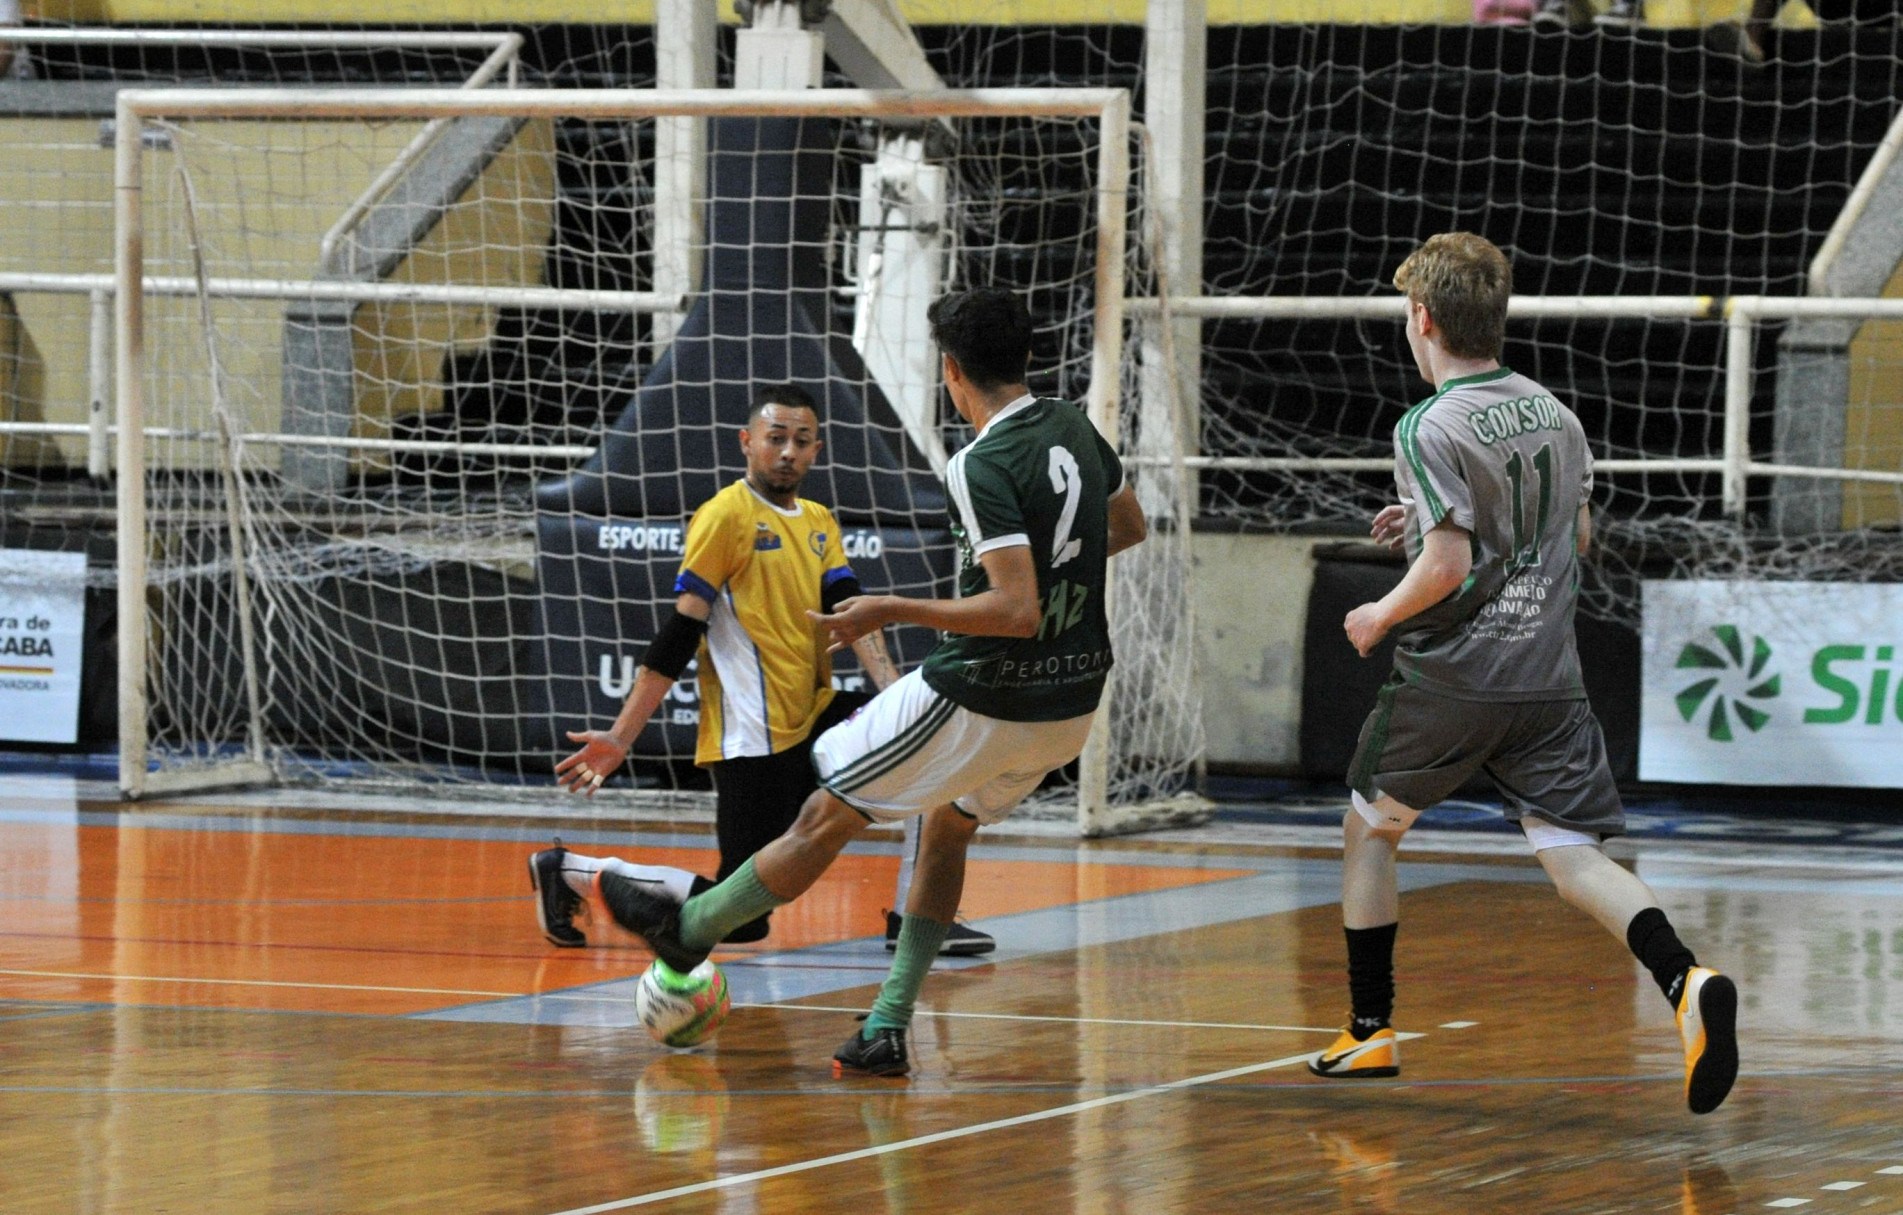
[
  {"left": 921, "top": 395, "right": 1126, "bottom": 722},
  {"left": 1390, "top": 366, "right": 1592, "bottom": 701}
]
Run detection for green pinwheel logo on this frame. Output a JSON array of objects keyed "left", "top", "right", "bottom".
[{"left": 1674, "top": 624, "right": 1780, "bottom": 742}]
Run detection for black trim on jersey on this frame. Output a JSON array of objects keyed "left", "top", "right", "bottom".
[{"left": 821, "top": 574, "right": 863, "bottom": 614}]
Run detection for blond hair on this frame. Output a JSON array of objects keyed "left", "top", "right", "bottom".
[{"left": 1392, "top": 232, "right": 1512, "bottom": 361}]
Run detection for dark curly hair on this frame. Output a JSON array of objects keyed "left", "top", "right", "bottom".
[{"left": 927, "top": 287, "right": 1033, "bottom": 390}]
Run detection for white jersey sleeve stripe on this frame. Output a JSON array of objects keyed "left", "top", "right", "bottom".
[
  {"left": 945, "top": 448, "right": 988, "bottom": 549},
  {"left": 972, "top": 533, "right": 1030, "bottom": 557}
]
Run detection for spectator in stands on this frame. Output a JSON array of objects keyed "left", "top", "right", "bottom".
[{"left": 1533, "top": 0, "right": 1783, "bottom": 61}]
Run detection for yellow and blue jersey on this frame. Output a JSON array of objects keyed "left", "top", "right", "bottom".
[{"left": 675, "top": 479, "right": 855, "bottom": 765}]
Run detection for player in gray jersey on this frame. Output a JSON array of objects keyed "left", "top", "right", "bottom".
[
  {"left": 583, "top": 287, "right": 1146, "bottom": 1078},
  {"left": 1308, "top": 233, "right": 1739, "bottom": 1116}
]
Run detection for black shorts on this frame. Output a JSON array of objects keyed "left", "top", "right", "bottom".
[
  {"left": 1347, "top": 674, "right": 1625, "bottom": 837},
  {"left": 707, "top": 690, "right": 873, "bottom": 880}
]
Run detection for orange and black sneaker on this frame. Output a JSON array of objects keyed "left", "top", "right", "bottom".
[
  {"left": 1676, "top": 967, "right": 1738, "bottom": 1114},
  {"left": 1308, "top": 1025, "right": 1399, "bottom": 1079}
]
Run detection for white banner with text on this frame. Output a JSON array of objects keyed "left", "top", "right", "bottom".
[
  {"left": 1641, "top": 579, "right": 1903, "bottom": 787},
  {"left": 0, "top": 549, "right": 88, "bottom": 745}
]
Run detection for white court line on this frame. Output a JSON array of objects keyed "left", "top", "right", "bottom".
[
  {"left": 750, "top": 1002, "right": 1360, "bottom": 1035},
  {"left": 0, "top": 971, "right": 1444, "bottom": 1040},
  {"left": 542, "top": 1045, "right": 1370, "bottom": 1214},
  {"left": 0, "top": 971, "right": 1431, "bottom": 1051},
  {"left": 0, "top": 968, "right": 631, "bottom": 1002}
]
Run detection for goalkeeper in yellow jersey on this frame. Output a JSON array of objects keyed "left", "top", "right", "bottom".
[{"left": 531, "top": 383, "right": 992, "bottom": 953}]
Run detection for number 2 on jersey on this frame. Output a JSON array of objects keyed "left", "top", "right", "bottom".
[
  {"left": 1504, "top": 442, "right": 1553, "bottom": 568},
  {"left": 1048, "top": 446, "right": 1083, "bottom": 568}
]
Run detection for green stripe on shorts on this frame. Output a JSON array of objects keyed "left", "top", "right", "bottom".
[{"left": 1349, "top": 677, "right": 1401, "bottom": 798}]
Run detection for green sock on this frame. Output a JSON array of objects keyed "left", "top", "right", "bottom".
[
  {"left": 864, "top": 914, "right": 950, "bottom": 1035},
  {"left": 678, "top": 858, "right": 786, "bottom": 951}
]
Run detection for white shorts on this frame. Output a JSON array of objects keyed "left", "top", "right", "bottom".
[{"left": 810, "top": 667, "right": 1097, "bottom": 825}]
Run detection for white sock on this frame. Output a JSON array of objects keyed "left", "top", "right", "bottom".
[
  {"left": 562, "top": 853, "right": 699, "bottom": 903},
  {"left": 558, "top": 852, "right": 605, "bottom": 898}
]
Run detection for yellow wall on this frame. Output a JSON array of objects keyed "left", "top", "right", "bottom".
[
  {"left": 1843, "top": 262, "right": 1903, "bottom": 529},
  {"left": 0, "top": 118, "right": 426, "bottom": 466},
  {"left": 18, "top": 0, "right": 1815, "bottom": 25},
  {"left": 348, "top": 117, "right": 556, "bottom": 470},
  {"left": 0, "top": 117, "right": 554, "bottom": 470},
  {"left": 0, "top": 294, "right": 56, "bottom": 468}
]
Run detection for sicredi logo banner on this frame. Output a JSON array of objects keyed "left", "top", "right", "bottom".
[{"left": 1641, "top": 580, "right": 1903, "bottom": 787}]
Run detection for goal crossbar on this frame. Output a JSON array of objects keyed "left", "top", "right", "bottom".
[{"left": 113, "top": 86, "right": 1128, "bottom": 123}]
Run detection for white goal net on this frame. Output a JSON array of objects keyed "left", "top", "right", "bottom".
[{"left": 98, "top": 84, "right": 1202, "bottom": 835}]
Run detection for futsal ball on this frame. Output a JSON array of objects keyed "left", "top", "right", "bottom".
[{"left": 634, "top": 959, "right": 732, "bottom": 1048}]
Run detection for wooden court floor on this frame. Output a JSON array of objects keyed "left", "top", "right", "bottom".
[{"left": 3, "top": 778, "right": 1902, "bottom": 1214}]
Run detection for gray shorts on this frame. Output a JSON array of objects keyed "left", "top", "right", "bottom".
[{"left": 1347, "top": 674, "right": 1625, "bottom": 837}]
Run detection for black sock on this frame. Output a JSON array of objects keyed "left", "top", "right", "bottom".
[
  {"left": 1345, "top": 922, "right": 1398, "bottom": 1036},
  {"left": 1626, "top": 907, "right": 1698, "bottom": 1005}
]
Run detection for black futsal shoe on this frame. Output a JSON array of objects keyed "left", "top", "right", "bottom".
[
  {"left": 595, "top": 868, "right": 708, "bottom": 973},
  {"left": 833, "top": 1026, "right": 911, "bottom": 1078},
  {"left": 884, "top": 910, "right": 997, "bottom": 957},
  {"left": 528, "top": 845, "right": 586, "bottom": 948}
]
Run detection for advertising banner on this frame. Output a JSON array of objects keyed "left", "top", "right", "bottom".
[
  {"left": 536, "top": 516, "right": 953, "bottom": 758},
  {"left": 1641, "top": 580, "right": 1903, "bottom": 787},
  {"left": 0, "top": 549, "right": 88, "bottom": 744}
]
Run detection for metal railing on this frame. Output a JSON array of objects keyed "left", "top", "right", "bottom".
[{"left": 1124, "top": 293, "right": 1903, "bottom": 517}]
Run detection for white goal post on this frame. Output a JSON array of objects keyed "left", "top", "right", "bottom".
[{"left": 107, "top": 84, "right": 1203, "bottom": 837}]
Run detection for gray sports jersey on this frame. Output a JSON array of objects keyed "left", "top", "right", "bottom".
[{"left": 1389, "top": 366, "right": 1591, "bottom": 701}]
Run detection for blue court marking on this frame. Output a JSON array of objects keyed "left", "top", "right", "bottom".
[
  {"left": 1213, "top": 777, "right": 1903, "bottom": 851},
  {"left": 0, "top": 1002, "right": 109, "bottom": 1025},
  {"left": 1638, "top": 871, "right": 1903, "bottom": 897},
  {"left": 419, "top": 859, "right": 1541, "bottom": 1027}
]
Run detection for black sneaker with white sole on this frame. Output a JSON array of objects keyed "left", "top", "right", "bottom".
[
  {"left": 528, "top": 845, "right": 586, "bottom": 948},
  {"left": 884, "top": 910, "right": 996, "bottom": 957},
  {"left": 832, "top": 1026, "right": 910, "bottom": 1077},
  {"left": 596, "top": 868, "right": 708, "bottom": 973}
]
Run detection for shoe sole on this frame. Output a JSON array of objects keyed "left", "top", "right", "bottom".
[
  {"left": 527, "top": 854, "right": 586, "bottom": 949},
  {"left": 1687, "top": 974, "right": 1739, "bottom": 1115},
  {"left": 832, "top": 1058, "right": 910, "bottom": 1079},
  {"left": 882, "top": 941, "right": 997, "bottom": 956},
  {"left": 1306, "top": 1062, "right": 1400, "bottom": 1079}
]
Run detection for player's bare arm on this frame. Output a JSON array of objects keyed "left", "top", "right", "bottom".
[
  {"left": 1106, "top": 483, "right": 1147, "bottom": 557},
  {"left": 555, "top": 590, "right": 710, "bottom": 796},
  {"left": 1343, "top": 520, "right": 1472, "bottom": 657},
  {"left": 1575, "top": 502, "right": 1593, "bottom": 557},
  {"left": 810, "top": 543, "right": 1041, "bottom": 650},
  {"left": 849, "top": 624, "right": 901, "bottom": 692}
]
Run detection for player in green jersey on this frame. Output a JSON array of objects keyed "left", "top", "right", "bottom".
[{"left": 585, "top": 286, "right": 1147, "bottom": 1076}]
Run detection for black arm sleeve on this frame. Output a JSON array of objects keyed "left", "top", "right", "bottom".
[
  {"left": 640, "top": 610, "right": 710, "bottom": 681},
  {"left": 820, "top": 574, "right": 863, "bottom": 614}
]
